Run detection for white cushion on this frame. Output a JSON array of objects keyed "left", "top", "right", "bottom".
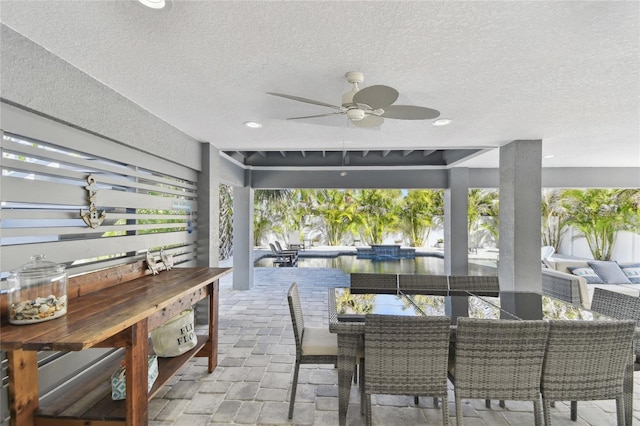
[{"left": 301, "top": 327, "right": 338, "bottom": 356}]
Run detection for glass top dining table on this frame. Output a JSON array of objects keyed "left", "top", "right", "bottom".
[{"left": 327, "top": 287, "right": 621, "bottom": 426}]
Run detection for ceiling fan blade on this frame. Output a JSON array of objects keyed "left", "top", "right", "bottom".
[
  {"left": 267, "top": 92, "right": 344, "bottom": 111},
  {"left": 352, "top": 115, "right": 384, "bottom": 128},
  {"left": 352, "top": 85, "right": 399, "bottom": 109},
  {"left": 381, "top": 105, "right": 441, "bottom": 120},
  {"left": 287, "top": 112, "right": 345, "bottom": 120}
]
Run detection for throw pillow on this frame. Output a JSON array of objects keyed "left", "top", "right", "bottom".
[
  {"left": 588, "top": 261, "right": 631, "bottom": 284},
  {"left": 620, "top": 264, "right": 640, "bottom": 283},
  {"left": 567, "top": 266, "right": 604, "bottom": 284}
]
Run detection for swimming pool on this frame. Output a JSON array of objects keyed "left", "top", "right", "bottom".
[{"left": 254, "top": 254, "right": 497, "bottom": 276}]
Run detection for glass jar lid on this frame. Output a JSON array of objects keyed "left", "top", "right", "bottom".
[{"left": 12, "top": 255, "right": 66, "bottom": 278}]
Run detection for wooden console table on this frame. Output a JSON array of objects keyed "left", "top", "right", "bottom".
[{"left": 0, "top": 266, "right": 232, "bottom": 426}]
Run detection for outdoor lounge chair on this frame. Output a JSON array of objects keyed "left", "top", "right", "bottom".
[
  {"left": 270, "top": 243, "right": 297, "bottom": 266},
  {"left": 275, "top": 240, "right": 299, "bottom": 260},
  {"left": 288, "top": 230, "right": 305, "bottom": 250}
]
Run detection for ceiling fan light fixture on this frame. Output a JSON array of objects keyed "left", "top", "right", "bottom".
[
  {"left": 244, "top": 121, "right": 263, "bottom": 128},
  {"left": 432, "top": 118, "right": 452, "bottom": 126},
  {"left": 346, "top": 109, "right": 365, "bottom": 121}
]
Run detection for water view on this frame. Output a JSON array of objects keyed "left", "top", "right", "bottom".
[{"left": 254, "top": 254, "right": 497, "bottom": 276}]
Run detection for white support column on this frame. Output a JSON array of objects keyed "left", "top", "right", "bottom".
[
  {"left": 498, "top": 140, "right": 542, "bottom": 292},
  {"left": 233, "top": 182, "right": 254, "bottom": 290},
  {"left": 197, "top": 143, "right": 220, "bottom": 267},
  {"left": 445, "top": 168, "right": 469, "bottom": 275}
]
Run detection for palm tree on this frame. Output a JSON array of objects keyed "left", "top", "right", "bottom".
[
  {"left": 312, "top": 189, "right": 360, "bottom": 245},
  {"left": 561, "top": 189, "right": 637, "bottom": 260},
  {"left": 354, "top": 189, "right": 402, "bottom": 245},
  {"left": 398, "top": 190, "right": 444, "bottom": 247},
  {"left": 541, "top": 189, "right": 569, "bottom": 252},
  {"left": 468, "top": 189, "right": 499, "bottom": 248},
  {"left": 253, "top": 189, "right": 291, "bottom": 246}
]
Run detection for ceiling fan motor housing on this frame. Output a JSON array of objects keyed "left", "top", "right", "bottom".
[{"left": 342, "top": 71, "right": 364, "bottom": 107}]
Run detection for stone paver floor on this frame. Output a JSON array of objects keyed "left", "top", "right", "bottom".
[{"left": 149, "top": 266, "right": 639, "bottom": 425}]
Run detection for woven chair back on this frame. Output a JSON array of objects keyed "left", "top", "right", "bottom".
[
  {"left": 448, "top": 275, "right": 499, "bottom": 296},
  {"left": 350, "top": 273, "right": 397, "bottom": 294},
  {"left": 541, "top": 319, "right": 636, "bottom": 401},
  {"left": 453, "top": 317, "right": 549, "bottom": 400},
  {"left": 398, "top": 274, "right": 449, "bottom": 295}
]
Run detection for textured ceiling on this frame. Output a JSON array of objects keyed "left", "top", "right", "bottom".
[{"left": 1, "top": 1, "right": 638, "bottom": 169}]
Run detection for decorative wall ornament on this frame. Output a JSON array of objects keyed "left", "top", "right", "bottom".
[
  {"left": 146, "top": 251, "right": 161, "bottom": 275},
  {"left": 160, "top": 249, "right": 174, "bottom": 271},
  {"left": 80, "top": 174, "right": 106, "bottom": 228},
  {"left": 146, "top": 249, "right": 174, "bottom": 275}
]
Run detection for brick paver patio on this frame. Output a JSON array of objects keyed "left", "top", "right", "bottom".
[{"left": 149, "top": 265, "right": 639, "bottom": 425}]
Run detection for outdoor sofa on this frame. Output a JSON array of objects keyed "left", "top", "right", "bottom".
[{"left": 542, "top": 260, "right": 640, "bottom": 309}]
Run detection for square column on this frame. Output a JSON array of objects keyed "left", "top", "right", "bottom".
[
  {"left": 445, "top": 168, "right": 469, "bottom": 275},
  {"left": 233, "top": 182, "right": 254, "bottom": 290},
  {"left": 499, "top": 140, "right": 542, "bottom": 292}
]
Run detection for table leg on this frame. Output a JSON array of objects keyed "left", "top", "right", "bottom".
[
  {"left": 337, "top": 334, "right": 359, "bottom": 426},
  {"left": 208, "top": 280, "right": 219, "bottom": 373},
  {"left": 125, "top": 320, "right": 149, "bottom": 426},
  {"left": 7, "top": 349, "right": 38, "bottom": 426}
]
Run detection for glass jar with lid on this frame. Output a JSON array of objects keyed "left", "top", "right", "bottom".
[{"left": 7, "top": 255, "right": 68, "bottom": 324}]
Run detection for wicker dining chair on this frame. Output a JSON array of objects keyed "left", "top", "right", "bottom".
[
  {"left": 287, "top": 282, "right": 363, "bottom": 419},
  {"left": 449, "top": 317, "right": 549, "bottom": 426},
  {"left": 541, "top": 319, "right": 636, "bottom": 426},
  {"left": 364, "top": 314, "right": 451, "bottom": 426},
  {"left": 398, "top": 274, "right": 449, "bottom": 295},
  {"left": 541, "top": 320, "right": 636, "bottom": 426},
  {"left": 448, "top": 275, "right": 500, "bottom": 296},
  {"left": 591, "top": 287, "right": 640, "bottom": 362},
  {"left": 350, "top": 273, "right": 398, "bottom": 294}
]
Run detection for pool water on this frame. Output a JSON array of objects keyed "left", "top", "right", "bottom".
[{"left": 254, "top": 254, "right": 497, "bottom": 276}]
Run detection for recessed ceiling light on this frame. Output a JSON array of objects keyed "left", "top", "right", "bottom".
[
  {"left": 432, "top": 118, "right": 452, "bottom": 126},
  {"left": 138, "top": 0, "right": 166, "bottom": 9},
  {"left": 244, "top": 121, "right": 263, "bottom": 129},
  {"left": 544, "top": 154, "right": 555, "bottom": 159}
]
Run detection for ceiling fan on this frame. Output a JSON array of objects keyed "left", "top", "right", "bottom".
[{"left": 267, "top": 71, "right": 441, "bottom": 128}]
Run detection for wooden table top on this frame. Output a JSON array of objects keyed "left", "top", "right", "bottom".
[{"left": 0, "top": 267, "right": 232, "bottom": 352}]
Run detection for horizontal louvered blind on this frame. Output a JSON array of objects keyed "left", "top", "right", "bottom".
[{"left": 1, "top": 127, "right": 199, "bottom": 282}]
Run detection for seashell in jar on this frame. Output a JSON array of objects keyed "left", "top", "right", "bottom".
[
  {"left": 58, "top": 295, "right": 67, "bottom": 306},
  {"left": 12, "top": 301, "right": 27, "bottom": 313},
  {"left": 22, "top": 307, "right": 39, "bottom": 316},
  {"left": 34, "top": 297, "right": 49, "bottom": 306},
  {"left": 39, "top": 304, "right": 50, "bottom": 314}
]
